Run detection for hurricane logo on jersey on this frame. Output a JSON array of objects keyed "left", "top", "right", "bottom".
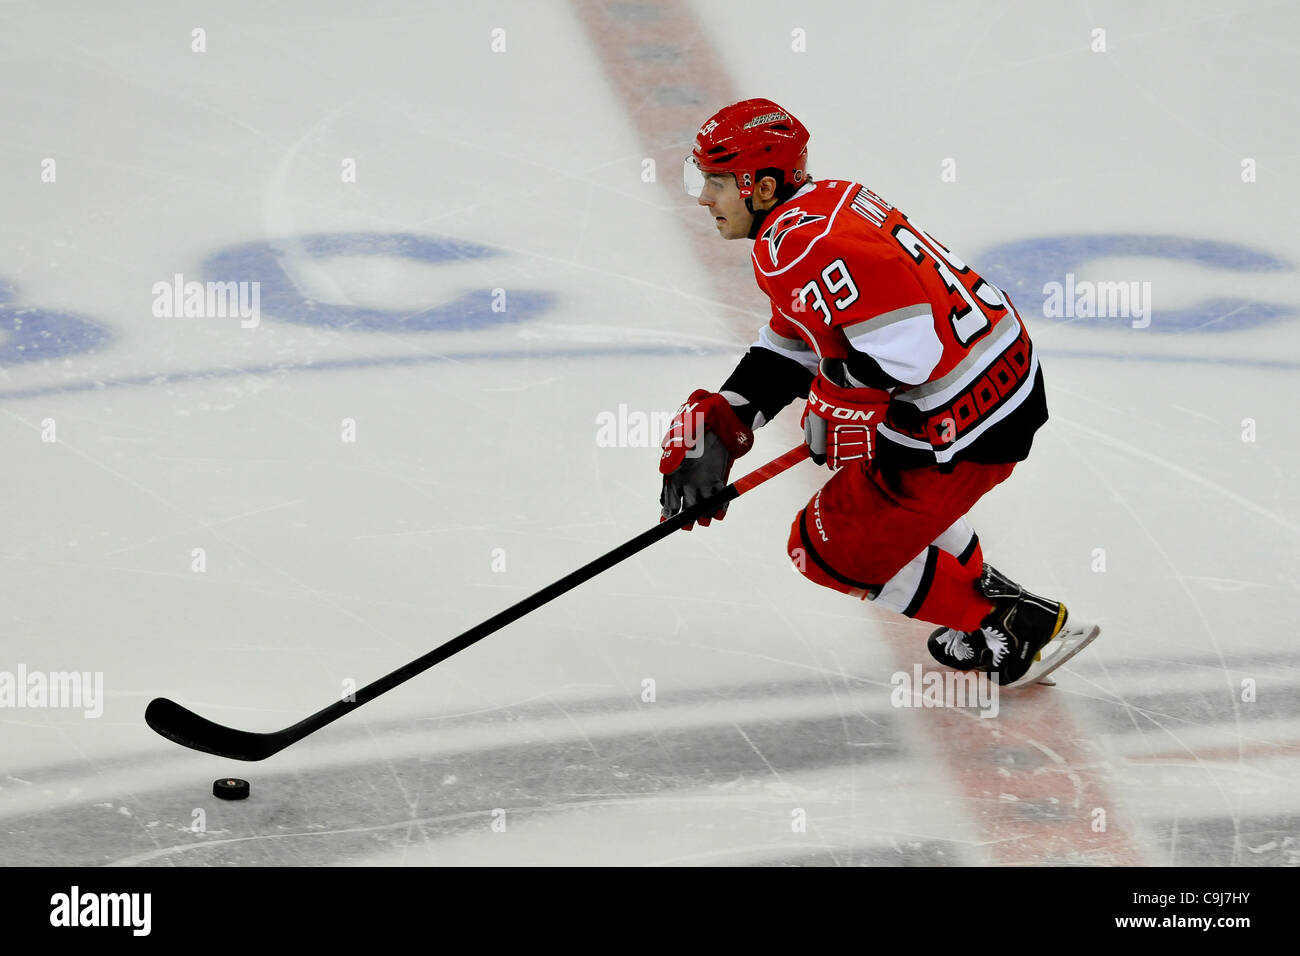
[{"left": 760, "top": 207, "right": 826, "bottom": 264}]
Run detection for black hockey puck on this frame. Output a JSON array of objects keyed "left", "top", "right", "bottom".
[{"left": 213, "top": 778, "right": 250, "bottom": 800}]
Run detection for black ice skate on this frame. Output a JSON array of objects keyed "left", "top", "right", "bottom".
[
  {"left": 925, "top": 618, "right": 1053, "bottom": 682},
  {"left": 926, "top": 627, "right": 985, "bottom": 671},
  {"left": 968, "top": 565, "right": 1100, "bottom": 687},
  {"left": 925, "top": 565, "right": 1026, "bottom": 674}
]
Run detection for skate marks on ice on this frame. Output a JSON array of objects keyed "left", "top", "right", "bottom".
[
  {"left": 1055, "top": 649, "right": 1300, "bottom": 866},
  {"left": 6, "top": 652, "right": 1291, "bottom": 866},
  {"left": 2, "top": 677, "right": 979, "bottom": 867}
]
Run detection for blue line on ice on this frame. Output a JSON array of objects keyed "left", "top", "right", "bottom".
[
  {"left": 1, "top": 343, "right": 1296, "bottom": 406},
  {"left": 0, "top": 344, "right": 732, "bottom": 403}
]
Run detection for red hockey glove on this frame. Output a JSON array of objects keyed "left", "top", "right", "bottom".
[
  {"left": 801, "top": 359, "right": 891, "bottom": 468},
  {"left": 659, "top": 389, "right": 754, "bottom": 529}
]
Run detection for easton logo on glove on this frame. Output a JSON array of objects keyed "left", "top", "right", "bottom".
[{"left": 802, "top": 361, "right": 890, "bottom": 468}]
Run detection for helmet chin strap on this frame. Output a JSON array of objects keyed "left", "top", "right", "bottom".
[
  {"left": 745, "top": 182, "right": 795, "bottom": 239},
  {"left": 745, "top": 199, "right": 773, "bottom": 240},
  {"left": 744, "top": 170, "right": 803, "bottom": 239}
]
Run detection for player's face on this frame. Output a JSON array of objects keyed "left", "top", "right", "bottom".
[{"left": 695, "top": 172, "right": 752, "bottom": 239}]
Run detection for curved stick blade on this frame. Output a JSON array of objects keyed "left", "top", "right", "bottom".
[{"left": 145, "top": 698, "right": 282, "bottom": 761}]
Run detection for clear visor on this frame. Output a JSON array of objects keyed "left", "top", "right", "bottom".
[
  {"left": 683, "top": 156, "right": 735, "bottom": 199},
  {"left": 683, "top": 156, "right": 707, "bottom": 198}
]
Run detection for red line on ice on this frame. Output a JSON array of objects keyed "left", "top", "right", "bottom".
[{"left": 570, "top": 0, "right": 1146, "bottom": 865}]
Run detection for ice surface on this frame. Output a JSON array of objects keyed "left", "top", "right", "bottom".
[{"left": 1, "top": 0, "right": 1297, "bottom": 866}]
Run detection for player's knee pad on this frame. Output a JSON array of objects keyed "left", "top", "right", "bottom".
[{"left": 786, "top": 509, "right": 875, "bottom": 600}]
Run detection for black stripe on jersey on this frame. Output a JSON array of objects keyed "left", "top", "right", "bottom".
[
  {"left": 957, "top": 533, "right": 980, "bottom": 565},
  {"left": 952, "top": 364, "right": 1049, "bottom": 464},
  {"left": 798, "top": 510, "right": 879, "bottom": 596},
  {"left": 721, "top": 346, "right": 815, "bottom": 427},
  {"left": 879, "top": 365, "right": 1048, "bottom": 472},
  {"left": 844, "top": 344, "right": 910, "bottom": 390},
  {"left": 901, "top": 546, "right": 939, "bottom": 618}
]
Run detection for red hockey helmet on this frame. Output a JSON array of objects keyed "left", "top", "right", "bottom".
[{"left": 684, "top": 98, "right": 810, "bottom": 200}]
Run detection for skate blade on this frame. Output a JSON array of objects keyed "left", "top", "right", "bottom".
[{"left": 1004, "top": 620, "right": 1100, "bottom": 689}]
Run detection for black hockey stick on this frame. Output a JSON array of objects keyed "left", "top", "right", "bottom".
[{"left": 145, "top": 443, "right": 812, "bottom": 760}]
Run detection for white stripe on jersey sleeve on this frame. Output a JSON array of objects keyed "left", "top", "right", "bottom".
[
  {"left": 843, "top": 308, "right": 943, "bottom": 386},
  {"left": 719, "top": 389, "right": 768, "bottom": 428},
  {"left": 754, "top": 321, "right": 821, "bottom": 374}
]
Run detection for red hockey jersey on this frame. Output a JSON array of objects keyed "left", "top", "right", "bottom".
[{"left": 743, "top": 179, "right": 1047, "bottom": 470}]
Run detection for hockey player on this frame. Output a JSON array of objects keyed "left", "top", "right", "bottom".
[{"left": 658, "top": 98, "right": 1098, "bottom": 687}]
